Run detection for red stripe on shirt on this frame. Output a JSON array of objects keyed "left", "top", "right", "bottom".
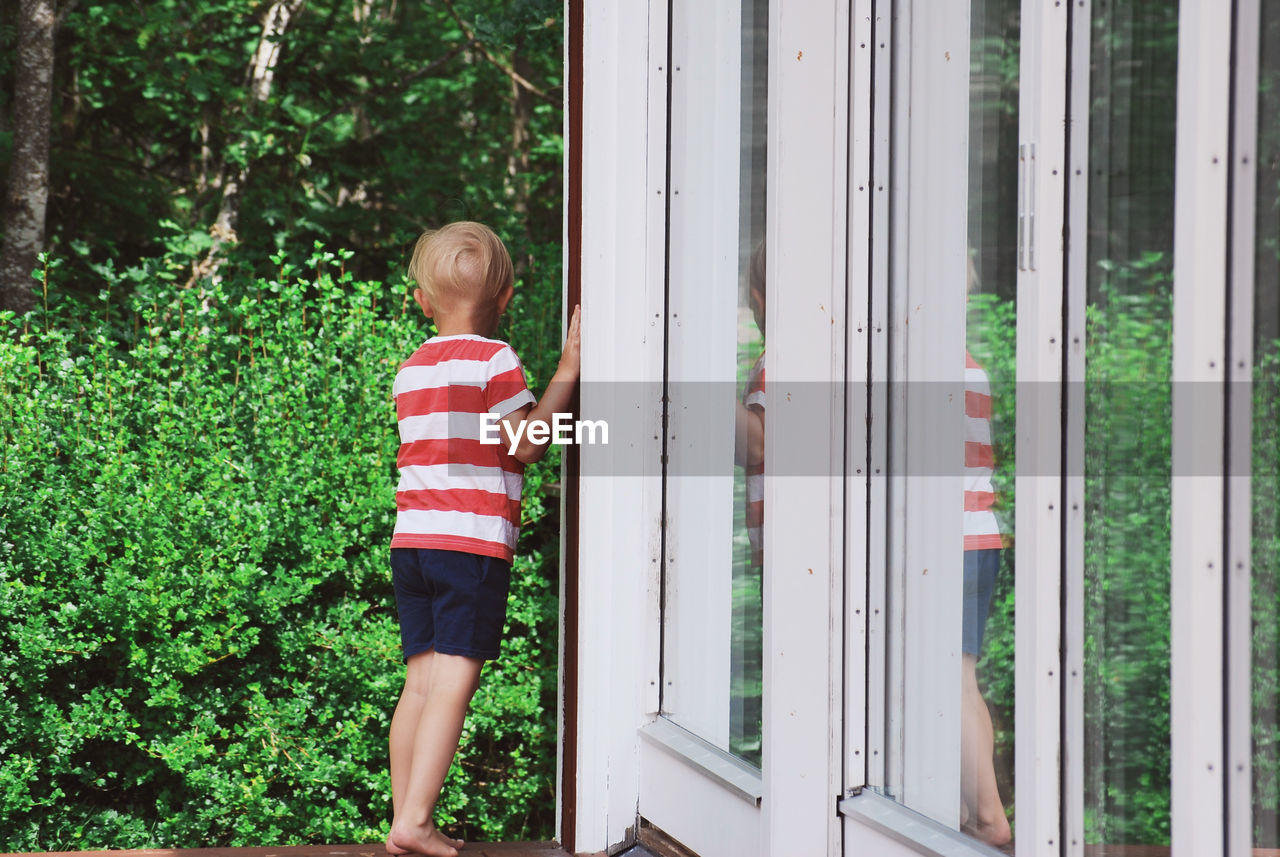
[
  {"left": 486, "top": 366, "right": 535, "bottom": 412},
  {"left": 965, "top": 441, "right": 994, "bottom": 469},
  {"left": 400, "top": 339, "right": 506, "bottom": 368},
  {"left": 397, "top": 487, "right": 523, "bottom": 521},
  {"left": 964, "top": 533, "right": 1005, "bottom": 551},
  {"left": 389, "top": 532, "right": 515, "bottom": 562},
  {"left": 965, "top": 389, "right": 992, "bottom": 420},
  {"left": 965, "top": 490, "right": 996, "bottom": 512},
  {"left": 397, "top": 438, "right": 524, "bottom": 472},
  {"left": 396, "top": 385, "right": 486, "bottom": 419}
]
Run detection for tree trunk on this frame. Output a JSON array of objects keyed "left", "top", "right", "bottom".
[
  {"left": 188, "top": 0, "right": 304, "bottom": 287},
  {"left": 0, "top": 0, "right": 56, "bottom": 316},
  {"left": 506, "top": 37, "right": 534, "bottom": 278}
]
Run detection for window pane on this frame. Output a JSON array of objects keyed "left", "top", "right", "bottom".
[
  {"left": 1253, "top": 0, "right": 1280, "bottom": 847},
  {"left": 878, "top": 1, "right": 1018, "bottom": 846},
  {"left": 1082, "top": 0, "right": 1178, "bottom": 846},
  {"left": 962, "top": 0, "right": 1019, "bottom": 846},
  {"left": 730, "top": 0, "right": 769, "bottom": 767},
  {"left": 661, "top": 0, "right": 768, "bottom": 767}
]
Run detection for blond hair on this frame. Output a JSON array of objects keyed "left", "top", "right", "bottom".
[{"left": 407, "top": 222, "right": 514, "bottom": 309}]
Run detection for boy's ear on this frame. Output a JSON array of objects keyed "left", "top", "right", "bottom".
[
  {"left": 496, "top": 284, "right": 515, "bottom": 315},
  {"left": 412, "top": 287, "right": 434, "bottom": 318}
]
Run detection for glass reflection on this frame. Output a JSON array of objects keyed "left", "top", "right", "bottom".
[
  {"left": 659, "top": 0, "right": 767, "bottom": 766},
  {"left": 1254, "top": 0, "right": 1280, "bottom": 847},
  {"left": 731, "top": 239, "right": 766, "bottom": 765},
  {"left": 960, "top": 0, "right": 1018, "bottom": 846},
  {"left": 1082, "top": 0, "right": 1177, "bottom": 847},
  {"left": 729, "top": 0, "right": 768, "bottom": 765}
]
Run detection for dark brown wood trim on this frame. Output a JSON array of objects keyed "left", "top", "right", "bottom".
[
  {"left": 634, "top": 822, "right": 700, "bottom": 857},
  {"left": 560, "top": 0, "right": 584, "bottom": 852}
]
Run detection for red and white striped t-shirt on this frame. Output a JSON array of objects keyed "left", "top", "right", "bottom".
[
  {"left": 964, "top": 350, "right": 1003, "bottom": 551},
  {"left": 391, "top": 334, "right": 537, "bottom": 562}
]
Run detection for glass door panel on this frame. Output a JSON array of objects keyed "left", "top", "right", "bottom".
[
  {"left": 1082, "top": 0, "right": 1178, "bottom": 847},
  {"left": 875, "top": 0, "right": 1018, "bottom": 847},
  {"left": 662, "top": 0, "right": 768, "bottom": 765},
  {"left": 1254, "top": 0, "right": 1280, "bottom": 846},
  {"left": 962, "top": 0, "right": 1019, "bottom": 844}
]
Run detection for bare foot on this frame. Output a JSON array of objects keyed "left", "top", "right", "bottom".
[
  {"left": 385, "top": 835, "right": 414, "bottom": 855},
  {"left": 389, "top": 823, "right": 465, "bottom": 857},
  {"left": 961, "top": 814, "right": 1012, "bottom": 848}
]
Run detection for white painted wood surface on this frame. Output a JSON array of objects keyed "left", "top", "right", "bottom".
[
  {"left": 1171, "top": 0, "right": 1232, "bottom": 854},
  {"left": 760, "top": 0, "right": 848, "bottom": 855},
  {"left": 568, "top": 0, "right": 668, "bottom": 850},
  {"left": 1013, "top": 2, "right": 1068, "bottom": 855}
]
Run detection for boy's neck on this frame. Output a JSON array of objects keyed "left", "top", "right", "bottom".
[{"left": 432, "top": 310, "right": 498, "bottom": 339}]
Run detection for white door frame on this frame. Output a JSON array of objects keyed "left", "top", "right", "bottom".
[{"left": 568, "top": 0, "right": 848, "bottom": 854}]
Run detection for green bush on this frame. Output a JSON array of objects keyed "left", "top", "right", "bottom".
[{"left": 0, "top": 246, "right": 560, "bottom": 849}]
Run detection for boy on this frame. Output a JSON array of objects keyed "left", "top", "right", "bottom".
[
  {"left": 959, "top": 347, "right": 1010, "bottom": 847},
  {"left": 386, "top": 221, "right": 580, "bottom": 857}
]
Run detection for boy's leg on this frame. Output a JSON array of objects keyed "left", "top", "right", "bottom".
[
  {"left": 960, "top": 653, "right": 1011, "bottom": 846},
  {"left": 389, "top": 652, "right": 484, "bottom": 857},
  {"left": 390, "top": 652, "right": 465, "bottom": 854},
  {"left": 389, "top": 650, "right": 434, "bottom": 820}
]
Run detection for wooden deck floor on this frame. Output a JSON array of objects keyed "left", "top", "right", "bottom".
[{"left": 0, "top": 845, "right": 572, "bottom": 857}]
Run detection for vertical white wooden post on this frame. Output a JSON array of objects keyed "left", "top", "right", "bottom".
[
  {"left": 567, "top": 0, "right": 668, "bottom": 850},
  {"left": 1015, "top": 1, "right": 1068, "bottom": 855},
  {"left": 761, "top": 0, "right": 848, "bottom": 854},
  {"left": 1170, "top": 1, "right": 1230, "bottom": 854},
  {"left": 1227, "top": 2, "right": 1261, "bottom": 854}
]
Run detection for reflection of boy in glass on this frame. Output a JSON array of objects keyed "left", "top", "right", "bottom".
[
  {"left": 730, "top": 242, "right": 766, "bottom": 761},
  {"left": 961, "top": 258, "right": 1011, "bottom": 847},
  {"left": 735, "top": 243, "right": 766, "bottom": 564}
]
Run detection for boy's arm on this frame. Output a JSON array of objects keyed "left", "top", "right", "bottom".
[{"left": 500, "top": 305, "right": 581, "bottom": 464}]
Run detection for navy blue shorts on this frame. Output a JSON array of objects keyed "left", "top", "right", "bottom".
[
  {"left": 391, "top": 548, "right": 512, "bottom": 662},
  {"left": 962, "top": 549, "right": 1001, "bottom": 656}
]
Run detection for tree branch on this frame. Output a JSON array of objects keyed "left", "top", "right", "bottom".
[
  {"left": 55, "top": 0, "right": 78, "bottom": 27},
  {"left": 307, "top": 41, "right": 467, "bottom": 132},
  {"left": 186, "top": 0, "right": 306, "bottom": 289},
  {"left": 438, "top": 0, "right": 557, "bottom": 104}
]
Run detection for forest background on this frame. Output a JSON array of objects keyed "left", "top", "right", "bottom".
[{"left": 0, "top": 0, "right": 566, "bottom": 848}]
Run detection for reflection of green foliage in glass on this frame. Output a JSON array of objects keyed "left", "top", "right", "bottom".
[
  {"left": 1083, "top": 268, "right": 1173, "bottom": 848},
  {"left": 1254, "top": 344, "right": 1280, "bottom": 848},
  {"left": 967, "top": 262, "right": 1179, "bottom": 846},
  {"left": 1080, "top": 0, "right": 1178, "bottom": 842},
  {"left": 729, "top": 475, "right": 763, "bottom": 765},
  {"left": 1257, "top": 3, "right": 1280, "bottom": 843},
  {"left": 1081, "top": 259, "right": 1174, "bottom": 847},
  {"left": 731, "top": 316, "right": 764, "bottom": 766}
]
